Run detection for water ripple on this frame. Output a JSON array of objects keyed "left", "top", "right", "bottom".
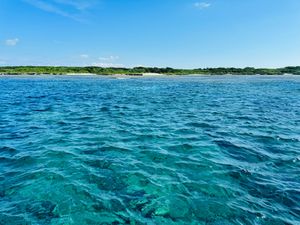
[{"left": 0, "top": 75, "right": 299, "bottom": 224}]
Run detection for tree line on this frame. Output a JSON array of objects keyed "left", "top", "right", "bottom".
[{"left": 0, "top": 66, "right": 300, "bottom": 75}]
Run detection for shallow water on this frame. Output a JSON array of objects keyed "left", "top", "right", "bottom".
[{"left": 0, "top": 75, "right": 299, "bottom": 225}]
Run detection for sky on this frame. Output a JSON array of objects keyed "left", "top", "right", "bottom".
[{"left": 0, "top": 0, "right": 300, "bottom": 68}]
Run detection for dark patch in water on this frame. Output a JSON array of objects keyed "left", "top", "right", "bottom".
[
  {"left": 84, "top": 159, "right": 112, "bottom": 169},
  {"left": 186, "top": 122, "right": 217, "bottom": 129},
  {"left": 88, "top": 173, "right": 126, "bottom": 191},
  {"left": 100, "top": 106, "right": 110, "bottom": 112},
  {"left": 0, "top": 189, "right": 5, "bottom": 198},
  {"left": 26, "top": 95, "right": 46, "bottom": 99},
  {"left": 215, "top": 140, "right": 267, "bottom": 163},
  {"left": 0, "top": 146, "right": 17, "bottom": 157},
  {"left": 33, "top": 106, "right": 52, "bottom": 112},
  {"left": 26, "top": 200, "right": 58, "bottom": 221}
]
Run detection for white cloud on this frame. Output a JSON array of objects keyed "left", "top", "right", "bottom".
[
  {"left": 24, "top": 0, "right": 76, "bottom": 20},
  {"left": 194, "top": 2, "right": 211, "bottom": 9},
  {"left": 5, "top": 38, "right": 19, "bottom": 46},
  {"left": 91, "top": 62, "right": 124, "bottom": 68},
  {"left": 80, "top": 54, "right": 89, "bottom": 59},
  {"left": 23, "top": 0, "right": 91, "bottom": 22},
  {"left": 134, "top": 64, "right": 146, "bottom": 67},
  {"left": 53, "top": 0, "right": 96, "bottom": 10},
  {"left": 0, "top": 61, "right": 6, "bottom": 65},
  {"left": 80, "top": 54, "right": 122, "bottom": 67},
  {"left": 98, "top": 56, "right": 119, "bottom": 61}
]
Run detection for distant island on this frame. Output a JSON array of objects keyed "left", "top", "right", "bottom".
[{"left": 0, "top": 66, "right": 300, "bottom": 76}]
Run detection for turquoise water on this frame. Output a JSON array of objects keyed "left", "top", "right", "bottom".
[{"left": 0, "top": 75, "right": 299, "bottom": 225}]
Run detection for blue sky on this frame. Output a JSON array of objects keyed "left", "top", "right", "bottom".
[{"left": 1, "top": 0, "right": 300, "bottom": 68}]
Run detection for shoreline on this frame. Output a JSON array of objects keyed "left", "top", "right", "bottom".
[
  {"left": 0, "top": 73, "right": 168, "bottom": 78},
  {"left": 0, "top": 73, "right": 297, "bottom": 78}
]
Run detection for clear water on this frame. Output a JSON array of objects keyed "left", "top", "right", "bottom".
[{"left": 0, "top": 75, "right": 299, "bottom": 225}]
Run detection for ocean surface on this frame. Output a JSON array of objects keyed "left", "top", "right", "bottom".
[{"left": 0, "top": 75, "right": 299, "bottom": 225}]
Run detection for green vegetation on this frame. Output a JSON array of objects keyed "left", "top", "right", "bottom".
[{"left": 0, "top": 66, "right": 300, "bottom": 75}]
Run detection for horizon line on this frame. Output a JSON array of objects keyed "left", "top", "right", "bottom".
[{"left": 1, "top": 65, "right": 299, "bottom": 69}]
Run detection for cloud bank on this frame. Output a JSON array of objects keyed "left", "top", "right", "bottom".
[
  {"left": 23, "top": 0, "right": 97, "bottom": 21},
  {"left": 194, "top": 2, "right": 211, "bottom": 9},
  {"left": 5, "top": 38, "right": 19, "bottom": 46}
]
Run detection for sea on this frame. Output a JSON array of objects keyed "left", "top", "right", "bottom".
[{"left": 0, "top": 75, "right": 299, "bottom": 225}]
